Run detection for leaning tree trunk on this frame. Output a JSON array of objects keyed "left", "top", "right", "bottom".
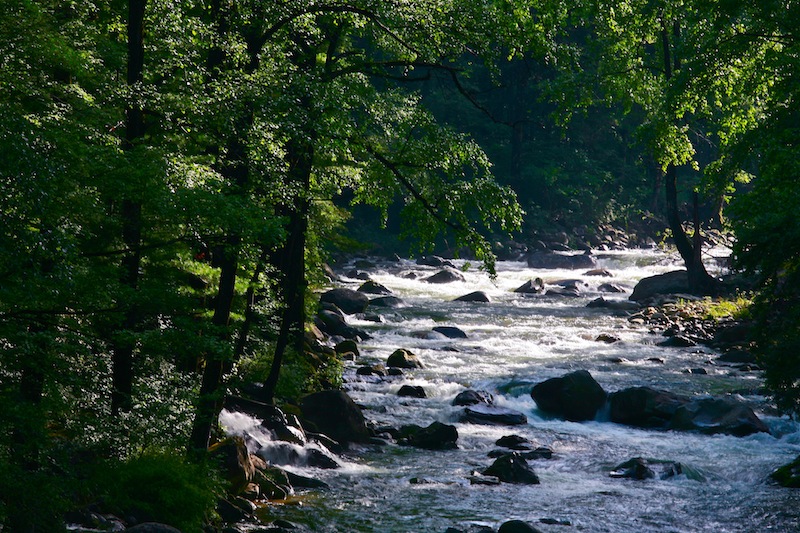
[{"left": 660, "top": 18, "right": 719, "bottom": 295}]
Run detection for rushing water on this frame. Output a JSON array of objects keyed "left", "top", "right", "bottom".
[{"left": 224, "top": 249, "right": 800, "bottom": 532}]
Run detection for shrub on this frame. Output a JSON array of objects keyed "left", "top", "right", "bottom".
[{"left": 98, "top": 451, "right": 220, "bottom": 532}]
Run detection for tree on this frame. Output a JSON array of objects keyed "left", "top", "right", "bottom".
[{"left": 539, "top": 0, "right": 724, "bottom": 291}]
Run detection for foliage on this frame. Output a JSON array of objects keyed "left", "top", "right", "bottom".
[
  {"left": 697, "top": 295, "right": 752, "bottom": 322},
  {"left": 96, "top": 451, "right": 221, "bottom": 532}
]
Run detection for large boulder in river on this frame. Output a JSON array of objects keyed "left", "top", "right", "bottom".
[
  {"left": 530, "top": 370, "right": 607, "bottom": 422},
  {"left": 669, "top": 397, "right": 769, "bottom": 436},
  {"left": 315, "top": 309, "right": 367, "bottom": 340},
  {"left": 357, "top": 280, "right": 392, "bottom": 295},
  {"left": 424, "top": 268, "right": 466, "bottom": 283},
  {"left": 526, "top": 251, "right": 597, "bottom": 270},
  {"left": 514, "top": 278, "right": 544, "bottom": 294},
  {"left": 629, "top": 270, "right": 690, "bottom": 302},
  {"left": 400, "top": 421, "right": 458, "bottom": 450},
  {"left": 609, "top": 387, "right": 769, "bottom": 436},
  {"left": 387, "top": 348, "right": 424, "bottom": 369},
  {"left": 300, "top": 390, "right": 371, "bottom": 445},
  {"left": 452, "top": 389, "right": 494, "bottom": 406},
  {"left": 320, "top": 288, "right": 369, "bottom": 314},
  {"left": 433, "top": 326, "right": 468, "bottom": 339},
  {"left": 460, "top": 404, "right": 527, "bottom": 426},
  {"left": 454, "top": 291, "right": 491, "bottom": 303},
  {"left": 482, "top": 452, "right": 540, "bottom": 484},
  {"left": 608, "top": 387, "right": 688, "bottom": 429}
]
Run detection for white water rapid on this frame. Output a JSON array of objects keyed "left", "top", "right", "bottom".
[{"left": 225, "top": 249, "right": 800, "bottom": 532}]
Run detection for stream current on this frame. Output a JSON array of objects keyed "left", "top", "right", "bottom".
[{"left": 225, "top": 249, "right": 800, "bottom": 532}]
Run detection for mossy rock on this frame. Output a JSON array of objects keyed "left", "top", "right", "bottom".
[{"left": 771, "top": 455, "right": 800, "bottom": 488}]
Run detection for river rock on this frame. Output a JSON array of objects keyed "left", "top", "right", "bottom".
[
  {"left": 424, "top": 268, "right": 466, "bottom": 283},
  {"left": 498, "top": 519, "right": 544, "bottom": 533},
  {"left": 545, "top": 286, "right": 581, "bottom": 297},
  {"left": 452, "top": 389, "right": 494, "bottom": 406},
  {"left": 416, "top": 255, "right": 455, "bottom": 268},
  {"left": 300, "top": 390, "right": 371, "bottom": 446},
  {"left": 460, "top": 404, "right": 527, "bottom": 425},
  {"left": 657, "top": 335, "right": 697, "bottom": 347},
  {"left": 585, "top": 268, "right": 613, "bottom": 277},
  {"left": 400, "top": 421, "right": 458, "bottom": 450},
  {"left": 334, "top": 339, "right": 359, "bottom": 359},
  {"left": 433, "top": 325, "right": 468, "bottom": 338},
  {"left": 496, "top": 434, "right": 532, "bottom": 450},
  {"left": 530, "top": 369, "right": 607, "bottom": 421},
  {"left": 629, "top": 270, "right": 690, "bottom": 301},
  {"left": 369, "top": 295, "right": 404, "bottom": 308},
  {"left": 398, "top": 385, "right": 427, "bottom": 398},
  {"left": 320, "top": 288, "right": 370, "bottom": 314},
  {"left": 586, "top": 297, "right": 641, "bottom": 311},
  {"left": 482, "top": 452, "right": 540, "bottom": 484},
  {"left": 608, "top": 387, "right": 687, "bottom": 429},
  {"left": 771, "top": 455, "right": 800, "bottom": 488},
  {"left": 609, "top": 387, "right": 769, "bottom": 436},
  {"left": 717, "top": 349, "right": 756, "bottom": 364},
  {"left": 211, "top": 436, "right": 256, "bottom": 494},
  {"left": 454, "top": 291, "right": 491, "bottom": 303},
  {"left": 387, "top": 348, "right": 424, "bottom": 369},
  {"left": 514, "top": 278, "right": 545, "bottom": 294},
  {"left": 526, "top": 251, "right": 597, "bottom": 269},
  {"left": 610, "top": 457, "right": 706, "bottom": 482},
  {"left": 609, "top": 457, "right": 655, "bottom": 480},
  {"left": 357, "top": 280, "right": 392, "bottom": 295},
  {"left": 669, "top": 397, "right": 769, "bottom": 436},
  {"left": 598, "top": 282, "right": 626, "bottom": 293},
  {"left": 315, "top": 309, "right": 368, "bottom": 340}
]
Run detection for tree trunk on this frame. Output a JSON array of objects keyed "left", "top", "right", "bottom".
[
  {"left": 660, "top": 18, "right": 718, "bottom": 295},
  {"left": 111, "top": 0, "right": 147, "bottom": 415},
  {"left": 260, "top": 133, "right": 314, "bottom": 404}
]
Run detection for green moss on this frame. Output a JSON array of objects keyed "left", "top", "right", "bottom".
[{"left": 771, "top": 455, "right": 800, "bottom": 488}]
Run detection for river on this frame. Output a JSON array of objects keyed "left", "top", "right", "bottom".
[{"left": 225, "top": 249, "right": 800, "bottom": 532}]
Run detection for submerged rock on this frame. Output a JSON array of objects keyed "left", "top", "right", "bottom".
[{"left": 530, "top": 369, "right": 607, "bottom": 421}]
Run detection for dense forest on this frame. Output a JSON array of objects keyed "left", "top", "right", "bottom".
[{"left": 1, "top": 0, "right": 799, "bottom": 531}]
